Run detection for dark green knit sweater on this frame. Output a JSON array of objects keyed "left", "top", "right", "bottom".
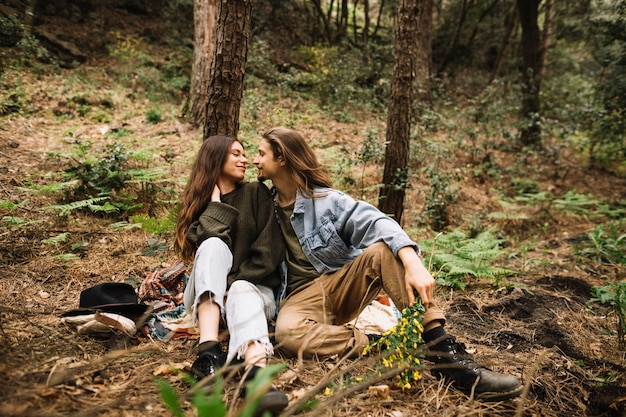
[{"left": 186, "top": 181, "right": 284, "bottom": 290}]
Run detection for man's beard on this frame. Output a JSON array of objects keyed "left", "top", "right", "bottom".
[{"left": 257, "top": 173, "right": 267, "bottom": 182}]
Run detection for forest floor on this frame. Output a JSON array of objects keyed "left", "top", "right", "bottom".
[{"left": 1, "top": 3, "right": 626, "bottom": 417}]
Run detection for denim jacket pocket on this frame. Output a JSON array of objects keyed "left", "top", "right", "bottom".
[{"left": 304, "top": 220, "right": 354, "bottom": 268}]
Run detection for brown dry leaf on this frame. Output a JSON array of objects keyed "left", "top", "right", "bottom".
[
  {"left": 152, "top": 363, "right": 185, "bottom": 376},
  {"left": 278, "top": 368, "right": 299, "bottom": 384},
  {"left": 368, "top": 384, "right": 390, "bottom": 399}
]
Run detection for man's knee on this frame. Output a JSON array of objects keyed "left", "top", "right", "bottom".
[{"left": 275, "top": 312, "right": 306, "bottom": 353}]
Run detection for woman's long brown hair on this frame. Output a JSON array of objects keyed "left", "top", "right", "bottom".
[
  {"left": 262, "top": 127, "right": 333, "bottom": 197},
  {"left": 174, "top": 135, "right": 240, "bottom": 262}
]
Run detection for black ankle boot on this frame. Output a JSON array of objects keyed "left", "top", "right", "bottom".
[
  {"left": 426, "top": 336, "right": 523, "bottom": 402},
  {"left": 191, "top": 342, "right": 226, "bottom": 381},
  {"left": 242, "top": 366, "right": 289, "bottom": 416}
]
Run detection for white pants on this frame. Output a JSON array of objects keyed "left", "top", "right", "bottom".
[{"left": 184, "top": 237, "right": 276, "bottom": 363}]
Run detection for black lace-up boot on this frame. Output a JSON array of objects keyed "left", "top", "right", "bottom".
[
  {"left": 191, "top": 341, "right": 227, "bottom": 381},
  {"left": 426, "top": 335, "right": 523, "bottom": 402},
  {"left": 243, "top": 365, "right": 289, "bottom": 416}
]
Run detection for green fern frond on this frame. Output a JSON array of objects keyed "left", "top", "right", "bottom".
[
  {"left": 42, "top": 232, "right": 69, "bottom": 245},
  {"left": 421, "top": 227, "right": 510, "bottom": 289},
  {"left": 44, "top": 197, "right": 110, "bottom": 217},
  {"left": 1, "top": 216, "right": 45, "bottom": 228}
]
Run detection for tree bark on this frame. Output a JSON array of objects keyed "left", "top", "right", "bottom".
[
  {"left": 516, "top": 0, "right": 542, "bottom": 146},
  {"left": 203, "top": 0, "right": 253, "bottom": 139},
  {"left": 415, "top": 0, "right": 433, "bottom": 103},
  {"left": 538, "top": 0, "right": 553, "bottom": 84},
  {"left": 184, "top": 0, "right": 217, "bottom": 128},
  {"left": 378, "top": 0, "right": 420, "bottom": 223}
]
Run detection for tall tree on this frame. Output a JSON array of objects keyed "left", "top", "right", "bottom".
[
  {"left": 184, "top": 0, "right": 217, "bottom": 128},
  {"left": 378, "top": 0, "right": 421, "bottom": 223},
  {"left": 516, "top": 0, "right": 542, "bottom": 146},
  {"left": 203, "top": 0, "right": 253, "bottom": 138}
]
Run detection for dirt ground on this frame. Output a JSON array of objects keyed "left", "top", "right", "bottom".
[{"left": 2, "top": 3, "right": 626, "bottom": 417}]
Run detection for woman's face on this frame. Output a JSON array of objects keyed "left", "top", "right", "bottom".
[{"left": 221, "top": 141, "right": 248, "bottom": 184}]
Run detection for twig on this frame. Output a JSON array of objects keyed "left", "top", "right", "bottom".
[
  {"left": 46, "top": 344, "right": 161, "bottom": 386},
  {"left": 514, "top": 347, "right": 554, "bottom": 417}
]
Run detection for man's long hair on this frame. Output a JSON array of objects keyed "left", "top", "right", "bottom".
[
  {"left": 174, "top": 135, "right": 240, "bottom": 262},
  {"left": 262, "top": 127, "right": 332, "bottom": 197}
]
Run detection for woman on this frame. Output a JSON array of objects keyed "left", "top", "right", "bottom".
[{"left": 174, "top": 135, "right": 287, "bottom": 412}]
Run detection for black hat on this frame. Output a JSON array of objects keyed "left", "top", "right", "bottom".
[{"left": 61, "top": 282, "right": 149, "bottom": 319}]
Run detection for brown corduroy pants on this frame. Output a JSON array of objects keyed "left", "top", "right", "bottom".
[{"left": 275, "top": 242, "right": 446, "bottom": 358}]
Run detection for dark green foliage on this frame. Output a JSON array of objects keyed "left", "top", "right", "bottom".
[
  {"left": 0, "top": 14, "right": 22, "bottom": 47},
  {"left": 64, "top": 141, "right": 130, "bottom": 196},
  {"left": 587, "top": 0, "right": 626, "bottom": 164},
  {"left": 422, "top": 164, "right": 459, "bottom": 232}
]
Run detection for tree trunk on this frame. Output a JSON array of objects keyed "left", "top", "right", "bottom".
[
  {"left": 516, "top": 0, "right": 542, "bottom": 146},
  {"left": 184, "top": 0, "right": 217, "bottom": 128},
  {"left": 203, "top": 0, "right": 253, "bottom": 138},
  {"left": 538, "top": 0, "right": 553, "bottom": 84},
  {"left": 415, "top": 0, "right": 433, "bottom": 103},
  {"left": 489, "top": 3, "right": 518, "bottom": 85},
  {"left": 378, "top": 0, "right": 420, "bottom": 224}
]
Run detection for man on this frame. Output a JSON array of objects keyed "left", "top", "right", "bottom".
[{"left": 253, "top": 126, "right": 523, "bottom": 402}]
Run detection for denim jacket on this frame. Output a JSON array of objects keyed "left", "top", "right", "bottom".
[{"left": 288, "top": 187, "right": 418, "bottom": 274}]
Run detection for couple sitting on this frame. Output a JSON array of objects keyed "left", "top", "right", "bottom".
[{"left": 174, "top": 127, "right": 523, "bottom": 415}]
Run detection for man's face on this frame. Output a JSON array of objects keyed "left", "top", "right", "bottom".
[{"left": 253, "top": 138, "right": 282, "bottom": 182}]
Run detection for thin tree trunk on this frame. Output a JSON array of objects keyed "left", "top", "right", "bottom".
[
  {"left": 378, "top": 0, "right": 420, "bottom": 223},
  {"left": 538, "top": 0, "right": 553, "bottom": 84},
  {"left": 203, "top": 0, "right": 253, "bottom": 138},
  {"left": 437, "top": 0, "right": 471, "bottom": 76},
  {"left": 363, "top": 0, "right": 371, "bottom": 63},
  {"left": 371, "top": 0, "right": 385, "bottom": 39},
  {"left": 415, "top": 0, "right": 433, "bottom": 104},
  {"left": 184, "top": 0, "right": 217, "bottom": 128},
  {"left": 516, "top": 0, "right": 542, "bottom": 146},
  {"left": 489, "top": 3, "right": 518, "bottom": 85}
]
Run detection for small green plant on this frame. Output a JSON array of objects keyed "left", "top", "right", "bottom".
[
  {"left": 422, "top": 164, "right": 459, "bottom": 231},
  {"left": 419, "top": 227, "right": 510, "bottom": 289},
  {"left": 575, "top": 220, "right": 626, "bottom": 265},
  {"left": 130, "top": 212, "right": 176, "bottom": 236},
  {"left": 1, "top": 216, "right": 45, "bottom": 228},
  {"left": 146, "top": 108, "right": 162, "bottom": 124},
  {"left": 157, "top": 363, "right": 286, "bottom": 417},
  {"left": 64, "top": 141, "right": 131, "bottom": 196},
  {"left": 589, "top": 281, "right": 626, "bottom": 350},
  {"left": 363, "top": 300, "right": 425, "bottom": 390},
  {"left": 0, "top": 200, "right": 18, "bottom": 210}
]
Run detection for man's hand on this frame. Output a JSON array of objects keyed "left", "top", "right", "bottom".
[{"left": 398, "top": 246, "right": 435, "bottom": 305}]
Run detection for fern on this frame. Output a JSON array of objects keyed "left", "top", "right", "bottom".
[
  {"left": 109, "top": 221, "right": 143, "bottom": 231},
  {"left": 1, "top": 216, "right": 45, "bottom": 228},
  {"left": 553, "top": 190, "right": 599, "bottom": 214},
  {"left": 42, "top": 232, "right": 70, "bottom": 245},
  {"left": 44, "top": 196, "right": 110, "bottom": 217},
  {"left": 420, "top": 227, "right": 510, "bottom": 289},
  {"left": 17, "top": 180, "right": 79, "bottom": 194}
]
